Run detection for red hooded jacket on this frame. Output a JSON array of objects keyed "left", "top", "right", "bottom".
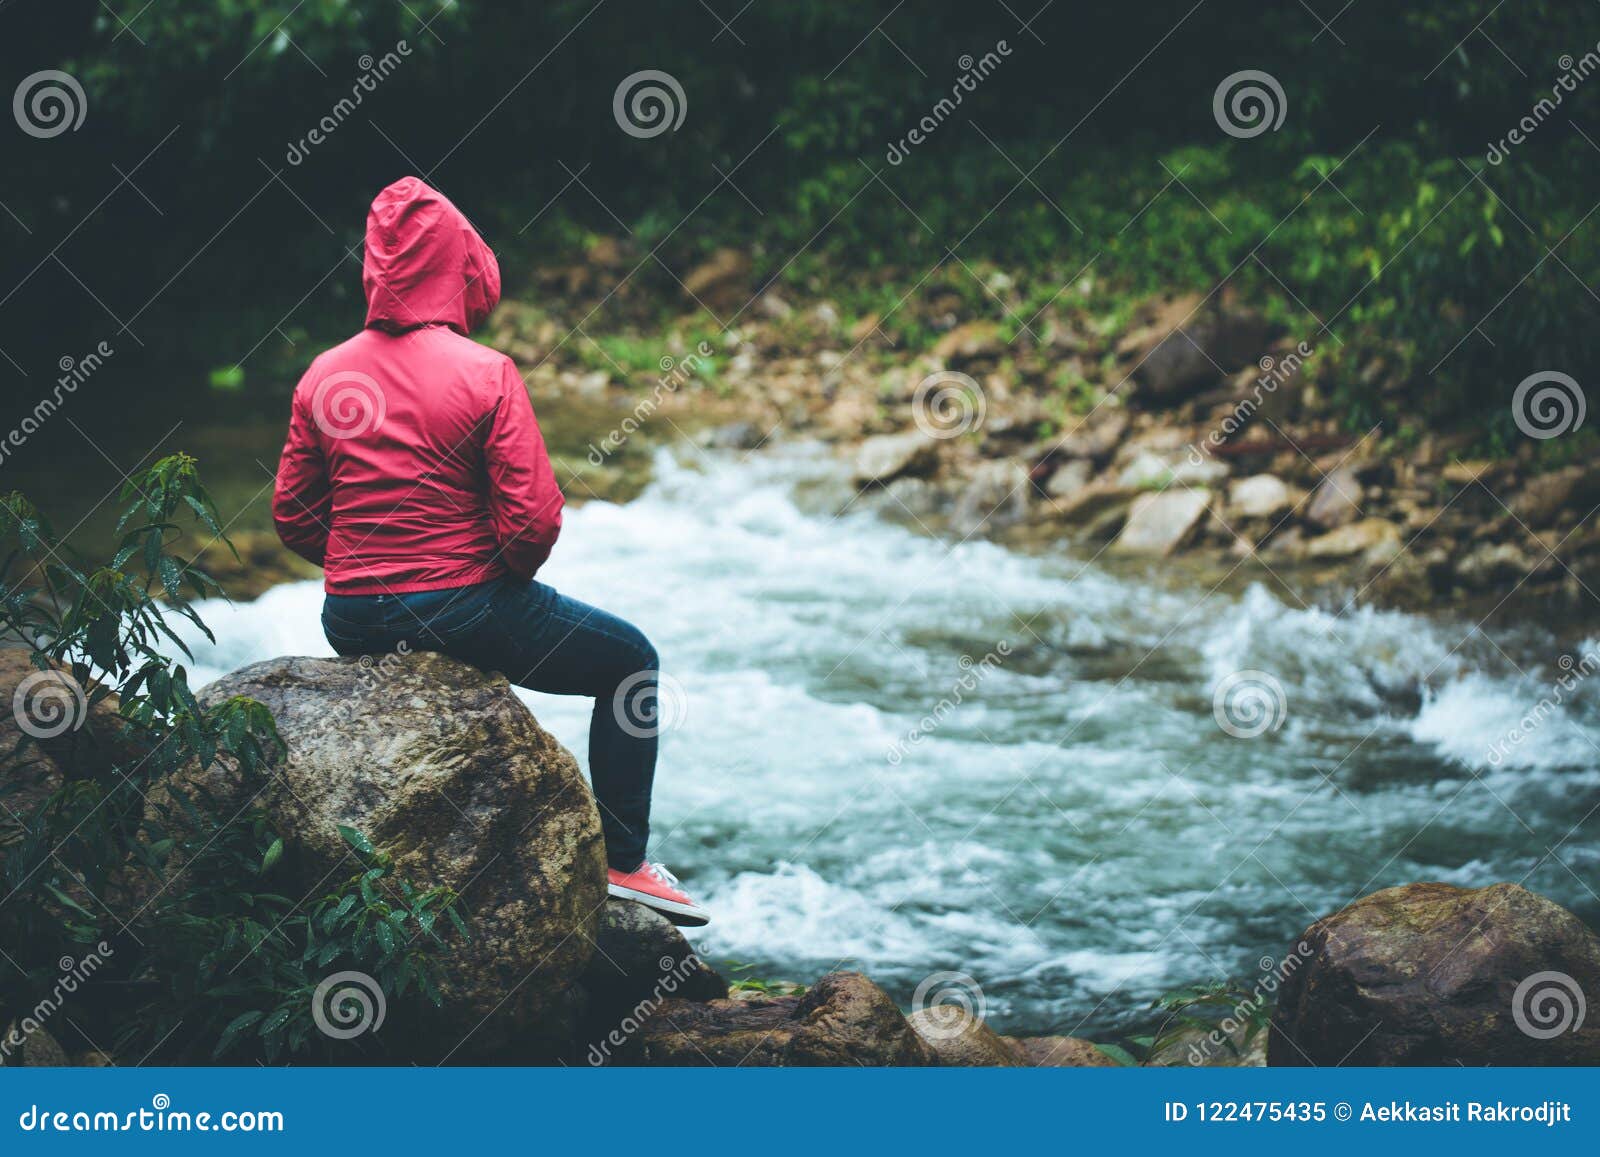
[{"left": 273, "top": 177, "right": 563, "bottom": 595}]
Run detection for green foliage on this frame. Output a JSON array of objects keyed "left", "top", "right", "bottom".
[
  {"left": 0, "top": 456, "right": 465, "bottom": 1062},
  {"left": 1107, "top": 979, "right": 1275, "bottom": 1066}
]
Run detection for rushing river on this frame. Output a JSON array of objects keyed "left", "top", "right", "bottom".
[{"left": 170, "top": 444, "right": 1600, "bottom": 1038}]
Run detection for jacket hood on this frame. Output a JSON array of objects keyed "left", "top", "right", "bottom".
[{"left": 362, "top": 176, "right": 501, "bottom": 335}]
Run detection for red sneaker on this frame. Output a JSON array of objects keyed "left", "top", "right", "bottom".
[{"left": 607, "top": 861, "right": 709, "bottom": 927}]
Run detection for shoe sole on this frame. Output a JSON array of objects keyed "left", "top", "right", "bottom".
[{"left": 607, "top": 881, "right": 710, "bottom": 927}]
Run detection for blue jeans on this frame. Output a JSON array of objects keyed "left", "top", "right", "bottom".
[{"left": 321, "top": 577, "right": 658, "bottom": 871}]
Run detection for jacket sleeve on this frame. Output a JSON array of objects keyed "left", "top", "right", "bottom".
[
  {"left": 484, "top": 359, "right": 563, "bottom": 579},
  {"left": 272, "top": 383, "right": 332, "bottom": 566}
]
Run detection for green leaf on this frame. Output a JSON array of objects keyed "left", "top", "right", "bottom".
[
  {"left": 213, "top": 1009, "right": 266, "bottom": 1058},
  {"left": 261, "top": 838, "right": 284, "bottom": 873},
  {"left": 1094, "top": 1043, "right": 1139, "bottom": 1067},
  {"left": 337, "top": 825, "right": 375, "bottom": 855}
]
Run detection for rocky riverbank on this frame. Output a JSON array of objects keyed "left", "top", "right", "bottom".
[
  {"left": 201, "top": 255, "right": 1592, "bottom": 623},
  {"left": 477, "top": 259, "right": 1597, "bottom": 626},
  {"left": 6, "top": 651, "right": 1596, "bottom": 1067}
]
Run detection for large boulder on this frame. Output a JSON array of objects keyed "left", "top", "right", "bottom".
[
  {"left": 1, "top": 651, "right": 149, "bottom": 865},
  {"left": 637, "top": 971, "right": 935, "bottom": 1066},
  {"left": 1007, "top": 1035, "right": 1119, "bottom": 1066},
  {"left": 906, "top": 1006, "right": 1018, "bottom": 1066},
  {"left": 580, "top": 899, "right": 727, "bottom": 1064},
  {"left": 1269, "top": 882, "right": 1600, "bottom": 1066},
  {"left": 190, "top": 652, "right": 608, "bottom": 1057}
]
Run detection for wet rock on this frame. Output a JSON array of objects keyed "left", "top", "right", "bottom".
[
  {"left": 907, "top": 1007, "right": 1018, "bottom": 1066},
  {"left": 1269, "top": 882, "right": 1600, "bottom": 1066},
  {"left": 583, "top": 899, "right": 727, "bottom": 1013},
  {"left": 1225, "top": 474, "right": 1298, "bottom": 521},
  {"left": 190, "top": 652, "right": 607, "bottom": 1056},
  {"left": 851, "top": 432, "right": 940, "bottom": 487},
  {"left": 1113, "top": 489, "right": 1213, "bottom": 555},
  {"left": 637, "top": 971, "right": 934, "bottom": 1066},
  {"left": 1303, "top": 517, "right": 1401, "bottom": 565},
  {"left": 579, "top": 900, "right": 727, "bottom": 1064},
  {"left": 951, "top": 459, "right": 1030, "bottom": 536},
  {"left": 1005, "top": 1035, "right": 1118, "bottom": 1066},
  {"left": 1303, "top": 465, "right": 1364, "bottom": 530}
]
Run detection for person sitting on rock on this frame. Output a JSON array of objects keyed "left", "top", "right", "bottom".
[{"left": 271, "top": 175, "right": 708, "bottom": 926}]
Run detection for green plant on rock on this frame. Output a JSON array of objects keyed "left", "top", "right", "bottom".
[{"left": 0, "top": 455, "right": 466, "bottom": 1063}]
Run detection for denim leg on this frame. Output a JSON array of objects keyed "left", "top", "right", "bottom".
[{"left": 327, "top": 578, "right": 660, "bottom": 871}]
